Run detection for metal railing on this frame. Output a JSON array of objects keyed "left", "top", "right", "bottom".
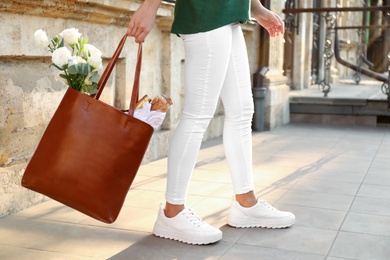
[{"left": 283, "top": 5, "right": 390, "bottom": 102}]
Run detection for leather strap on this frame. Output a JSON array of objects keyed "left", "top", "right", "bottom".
[
  {"left": 95, "top": 34, "right": 142, "bottom": 117},
  {"left": 129, "top": 44, "right": 142, "bottom": 116}
]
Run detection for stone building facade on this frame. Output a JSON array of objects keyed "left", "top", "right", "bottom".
[{"left": 0, "top": 0, "right": 290, "bottom": 217}]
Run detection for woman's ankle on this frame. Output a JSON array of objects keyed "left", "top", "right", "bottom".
[
  {"left": 164, "top": 202, "right": 185, "bottom": 218},
  {"left": 235, "top": 191, "right": 257, "bottom": 208}
]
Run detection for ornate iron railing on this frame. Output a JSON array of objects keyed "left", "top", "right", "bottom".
[{"left": 283, "top": 5, "right": 390, "bottom": 103}]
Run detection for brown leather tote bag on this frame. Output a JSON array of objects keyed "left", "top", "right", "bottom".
[{"left": 21, "top": 34, "right": 153, "bottom": 224}]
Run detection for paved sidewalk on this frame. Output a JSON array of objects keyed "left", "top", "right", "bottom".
[{"left": 1, "top": 123, "right": 390, "bottom": 259}]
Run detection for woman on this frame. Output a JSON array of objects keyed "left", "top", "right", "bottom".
[{"left": 128, "top": 0, "right": 295, "bottom": 245}]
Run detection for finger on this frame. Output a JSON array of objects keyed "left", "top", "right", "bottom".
[
  {"left": 275, "top": 15, "right": 285, "bottom": 34},
  {"left": 277, "top": 21, "right": 284, "bottom": 34},
  {"left": 130, "top": 25, "right": 139, "bottom": 37},
  {"left": 270, "top": 21, "right": 283, "bottom": 36},
  {"left": 136, "top": 28, "right": 151, "bottom": 43},
  {"left": 135, "top": 31, "right": 148, "bottom": 43},
  {"left": 269, "top": 26, "right": 281, "bottom": 37},
  {"left": 134, "top": 27, "right": 146, "bottom": 40},
  {"left": 127, "top": 20, "right": 135, "bottom": 36}
]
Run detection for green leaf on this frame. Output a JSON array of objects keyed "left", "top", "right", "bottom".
[
  {"left": 59, "top": 38, "right": 65, "bottom": 48},
  {"left": 89, "top": 85, "right": 98, "bottom": 95},
  {"left": 90, "top": 71, "right": 100, "bottom": 83},
  {"left": 67, "top": 64, "right": 79, "bottom": 75},
  {"left": 79, "top": 63, "right": 91, "bottom": 75},
  {"left": 59, "top": 73, "right": 69, "bottom": 80}
]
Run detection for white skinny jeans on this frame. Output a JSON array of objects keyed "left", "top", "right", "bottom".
[{"left": 166, "top": 23, "right": 255, "bottom": 204}]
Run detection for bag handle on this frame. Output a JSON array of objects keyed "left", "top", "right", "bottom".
[{"left": 94, "top": 34, "right": 142, "bottom": 117}]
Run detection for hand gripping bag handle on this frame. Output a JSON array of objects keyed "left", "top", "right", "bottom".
[{"left": 94, "top": 34, "right": 142, "bottom": 116}]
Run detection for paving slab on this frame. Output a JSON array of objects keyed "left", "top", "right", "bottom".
[{"left": 1, "top": 123, "right": 390, "bottom": 259}]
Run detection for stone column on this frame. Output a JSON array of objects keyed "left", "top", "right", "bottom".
[
  {"left": 262, "top": 1, "right": 290, "bottom": 129},
  {"left": 292, "top": 0, "right": 314, "bottom": 90}
]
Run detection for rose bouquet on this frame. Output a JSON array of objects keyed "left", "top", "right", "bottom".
[
  {"left": 34, "top": 28, "right": 102, "bottom": 95},
  {"left": 35, "top": 29, "right": 173, "bottom": 128}
]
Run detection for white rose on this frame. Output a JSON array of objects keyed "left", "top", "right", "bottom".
[
  {"left": 34, "top": 29, "right": 49, "bottom": 47},
  {"left": 87, "top": 55, "right": 102, "bottom": 69},
  {"left": 52, "top": 47, "right": 71, "bottom": 67},
  {"left": 68, "top": 55, "right": 87, "bottom": 67},
  {"left": 60, "top": 28, "right": 81, "bottom": 45},
  {"left": 84, "top": 44, "right": 102, "bottom": 58},
  {"left": 83, "top": 44, "right": 102, "bottom": 69}
]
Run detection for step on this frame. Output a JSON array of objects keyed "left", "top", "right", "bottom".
[{"left": 290, "top": 96, "right": 390, "bottom": 127}]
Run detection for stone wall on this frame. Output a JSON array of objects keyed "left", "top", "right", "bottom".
[
  {"left": 0, "top": 0, "right": 264, "bottom": 217},
  {"left": 262, "top": 1, "right": 291, "bottom": 130}
]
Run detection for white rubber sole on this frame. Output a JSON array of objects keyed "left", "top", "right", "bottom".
[
  {"left": 227, "top": 216, "right": 295, "bottom": 229},
  {"left": 153, "top": 231, "right": 221, "bottom": 245},
  {"left": 227, "top": 222, "right": 294, "bottom": 229}
]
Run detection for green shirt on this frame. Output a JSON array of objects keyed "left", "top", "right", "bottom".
[{"left": 171, "top": 0, "right": 251, "bottom": 34}]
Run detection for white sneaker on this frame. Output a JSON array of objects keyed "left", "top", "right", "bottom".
[
  {"left": 153, "top": 204, "right": 222, "bottom": 245},
  {"left": 227, "top": 199, "right": 295, "bottom": 228}
]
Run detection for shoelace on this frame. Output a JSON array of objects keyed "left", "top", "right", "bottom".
[
  {"left": 258, "top": 199, "right": 279, "bottom": 212},
  {"left": 183, "top": 209, "right": 205, "bottom": 227}
]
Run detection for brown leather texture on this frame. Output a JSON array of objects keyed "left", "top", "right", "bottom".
[{"left": 21, "top": 35, "right": 153, "bottom": 224}]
